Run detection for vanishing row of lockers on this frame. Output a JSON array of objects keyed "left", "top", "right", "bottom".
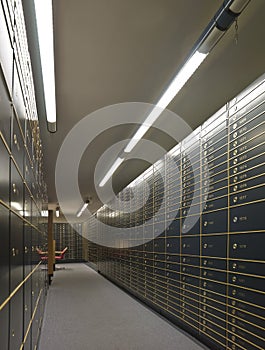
[
  {"left": 0, "top": 204, "right": 48, "bottom": 350},
  {"left": 99, "top": 150, "right": 265, "bottom": 219},
  {"left": 97, "top": 202, "right": 265, "bottom": 234},
  {"left": 53, "top": 223, "right": 84, "bottom": 261},
  {"left": 0, "top": 1, "right": 49, "bottom": 349},
  {"left": 88, "top": 232, "right": 265, "bottom": 261},
  {"left": 97, "top": 76, "right": 265, "bottom": 227},
  {"left": 87, "top": 74, "right": 265, "bottom": 350},
  {"left": 98, "top": 173, "right": 265, "bottom": 234},
  {"left": 91, "top": 251, "right": 265, "bottom": 350},
  {"left": 87, "top": 240, "right": 265, "bottom": 350},
  {"left": 89, "top": 243, "right": 265, "bottom": 304},
  {"left": 98, "top": 260, "right": 265, "bottom": 319},
  {"left": 0, "top": 1, "right": 47, "bottom": 219},
  {"left": 0, "top": 0, "right": 39, "bottom": 126}
]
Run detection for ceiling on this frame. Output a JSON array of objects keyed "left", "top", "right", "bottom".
[{"left": 27, "top": 0, "right": 265, "bottom": 221}]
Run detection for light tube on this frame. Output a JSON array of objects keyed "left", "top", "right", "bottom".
[
  {"left": 124, "top": 124, "right": 150, "bottom": 153},
  {"left": 99, "top": 157, "right": 124, "bottom": 187},
  {"left": 77, "top": 201, "right": 89, "bottom": 218},
  {"left": 56, "top": 207, "right": 60, "bottom": 217},
  {"left": 11, "top": 202, "right": 23, "bottom": 211},
  {"left": 34, "top": 0, "right": 56, "bottom": 129},
  {"left": 41, "top": 210, "right": 49, "bottom": 217},
  {"left": 124, "top": 51, "right": 208, "bottom": 153},
  {"left": 157, "top": 51, "right": 208, "bottom": 109}
]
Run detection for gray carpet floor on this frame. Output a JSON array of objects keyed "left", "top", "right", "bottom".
[{"left": 38, "top": 263, "right": 208, "bottom": 350}]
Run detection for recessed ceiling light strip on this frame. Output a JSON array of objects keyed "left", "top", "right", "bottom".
[
  {"left": 34, "top": 0, "right": 57, "bottom": 132},
  {"left": 99, "top": 0, "right": 251, "bottom": 186}
]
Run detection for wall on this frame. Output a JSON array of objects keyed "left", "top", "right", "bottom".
[
  {"left": 0, "top": 1, "right": 48, "bottom": 349},
  {"left": 87, "top": 74, "right": 265, "bottom": 350}
]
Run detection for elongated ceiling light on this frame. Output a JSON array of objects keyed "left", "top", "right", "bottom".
[
  {"left": 34, "top": 0, "right": 57, "bottom": 132},
  {"left": 99, "top": 157, "right": 124, "bottom": 187},
  {"left": 98, "top": 0, "right": 251, "bottom": 186},
  {"left": 11, "top": 202, "right": 23, "bottom": 211},
  {"left": 56, "top": 207, "right": 60, "bottom": 218},
  {"left": 124, "top": 51, "right": 207, "bottom": 153},
  {"left": 98, "top": 51, "right": 207, "bottom": 186},
  {"left": 77, "top": 200, "right": 90, "bottom": 218}
]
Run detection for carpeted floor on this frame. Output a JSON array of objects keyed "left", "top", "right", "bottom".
[{"left": 38, "top": 263, "right": 208, "bottom": 350}]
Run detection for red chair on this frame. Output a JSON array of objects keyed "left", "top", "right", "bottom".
[
  {"left": 36, "top": 247, "right": 68, "bottom": 261},
  {"left": 36, "top": 247, "right": 48, "bottom": 261},
  {"left": 54, "top": 247, "right": 68, "bottom": 260}
]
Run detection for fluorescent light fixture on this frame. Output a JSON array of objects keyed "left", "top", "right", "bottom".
[
  {"left": 124, "top": 125, "right": 149, "bottom": 153},
  {"left": 41, "top": 210, "right": 49, "bottom": 217},
  {"left": 157, "top": 51, "right": 208, "bottom": 108},
  {"left": 124, "top": 51, "right": 208, "bottom": 153},
  {"left": 19, "top": 211, "right": 30, "bottom": 217},
  {"left": 99, "top": 157, "right": 124, "bottom": 187},
  {"left": 34, "top": 0, "right": 57, "bottom": 132},
  {"left": 11, "top": 202, "right": 23, "bottom": 211},
  {"left": 77, "top": 200, "right": 90, "bottom": 218},
  {"left": 56, "top": 207, "right": 60, "bottom": 217},
  {"left": 94, "top": 0, "right": 251, "bottom": 190}
]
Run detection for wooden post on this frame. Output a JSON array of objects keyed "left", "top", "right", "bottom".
[
  {"left": 48, "top": 210, "right": 54, "bottom": 284},
  {"left": 53, "top": 239, "right": 56, "bottom": 271}
]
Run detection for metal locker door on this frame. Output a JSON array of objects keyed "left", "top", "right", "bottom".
[
  {"left": 31, "top": 263, "right": 42, "bottom": 350},
  {"left": 24, "top": 221, "right": 32, "bottom": 350},
  {"left": 10, "top": 160, "right": 23, "bottom": 216},
  {"left": 10, "top": 289, "right": 24, "bottom": 350},
  {"left": 0, "top": 137, "right": 10, "bottom": 205},
  {"left": 11, "top": 113, "right": 24, "bottom": 176},
  {"left": 23, "top": 277, "right": 32, "bottom": 350},
  {"left": 0, "top": 204, "right": 10, "bottom": 350},
  {"left": 9, "top": 212, "right": 24, "bottom": 350}
]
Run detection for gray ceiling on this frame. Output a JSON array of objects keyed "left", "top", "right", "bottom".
[{"left": 33, "top": 0, "right": 265, "bottom": 220}]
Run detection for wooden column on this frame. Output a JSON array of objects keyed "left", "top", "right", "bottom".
[{"left": 48, "top": 210, "right": 54, "bottom": 284}]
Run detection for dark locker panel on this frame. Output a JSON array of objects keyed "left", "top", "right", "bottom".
[
  {"left": 229, "top": 232, "right": 265, "bottom": 261},
  {"left": 0, "top": 307, "right": 9, "bottom": 350},
  {"left": 23, "top": 278, "right": 32, "bottom": 350},
  {"left": 10, "top": 212, "right": 23, "bottom": 289},
  {"left": 202, "top": 209, "right": 228, "bottom": 234},
  {"left": 24, "top": 185, "right": 32, "bottom": 221},
  {"left": 202, "top": 235, "right": 227, "bottom": 258},
  {"left": 11, "top": 113, "right": 25, "bottom": 175},
  {"left": 32, "top": 228, "right": 41, "bottom": 265},
  {"left": 9, "top": 212, "right": 24, "bottom": 350},
  {"left": 31, "top": 267, "right": 41, "bottom": 341},
  {"left": 229, "top": 259, "right": 265, "bottom": 276},
  {"left": 10, "top": 160, "right": 23, "bottom": 216},
  {"left": 24, "top": 221, "right": 32, "bottom": 347},
  {"left": 230, "top": 201, "right": 265, "bottom": 232},
  {"left": 0, "top": 204, "right": 10, "bottom": 350},
  {"left": 9, "top": 289, "right": 23, "bottom": 350},
  {"left": 0, "top": 137, "right": 10, "bottom": 204}
]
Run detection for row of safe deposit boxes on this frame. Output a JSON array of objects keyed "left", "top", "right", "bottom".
[{"left": 87, "top": 73, "right": 265, "bottom": 350}]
